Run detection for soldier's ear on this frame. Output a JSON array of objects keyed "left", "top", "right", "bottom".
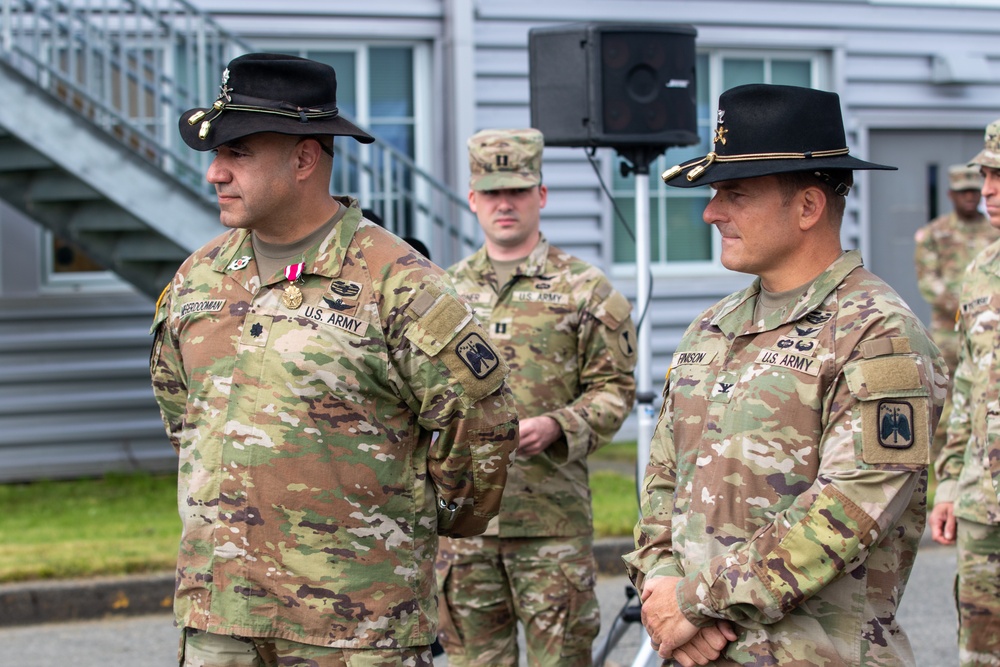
[{"left": 798, "top": 185, "right": 827, "bottom": 231}]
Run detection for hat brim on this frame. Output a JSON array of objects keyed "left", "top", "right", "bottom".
[
  {"left": 968, "top": 148, "right": 1000, "bottom": 170},
  {"left": 470, "top": 173, "right": 541, "bottom": 191},
  {"left": 664, "top": 154, "right": 896, "bottom": 188},
  {"left": 178, "top": 107, "right": 375, "bottom": 151}
]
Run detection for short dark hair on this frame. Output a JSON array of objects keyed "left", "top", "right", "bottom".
[{"left": 774, "top": 169, "right": 853, "bottom": 221}]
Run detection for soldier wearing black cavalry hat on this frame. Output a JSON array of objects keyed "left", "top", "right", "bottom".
[
  {"left": 624, "top": 84, "right": 948, "bottom": 666},
  {"left": 150, "top": 53, "right": 518, "bottom": 666}
]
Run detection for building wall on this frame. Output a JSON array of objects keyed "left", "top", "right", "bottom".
[
  {"left": 3, "top": 0, "right": 1000, "bottom": 478},
  {"left": 0, "top": 203, "right": 167, "bottom": 482}
]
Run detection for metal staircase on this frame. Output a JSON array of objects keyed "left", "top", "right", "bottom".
[{"left": 0, "top": 0, "right": 477, "bottom": 300}]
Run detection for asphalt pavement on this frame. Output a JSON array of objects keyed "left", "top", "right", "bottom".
[{"left": 0, "top": 536, "right": 960, "bottom": 667}]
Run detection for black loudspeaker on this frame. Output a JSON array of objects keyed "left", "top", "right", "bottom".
[{"left": 529, "top": 23, "right": 698, "bottom": 149}]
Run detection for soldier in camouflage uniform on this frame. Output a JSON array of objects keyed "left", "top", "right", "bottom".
[
  {"left": 914, "top": 164, "right": 998, "bottom": 460},
  {"left": 915, "top": 164, "right": 995, "bottom": 374},
  {"left": 149, "top": 53, "right": 518, "bottom": 667},
  {"left": 435, "top": 129, "right": 637, "bottom": 666},
  {"left": 930, "top": 118, "right": 1000, "bottom": 667},
  {"left": 623, "top": 84, "right": 948, "bottom": 666}
]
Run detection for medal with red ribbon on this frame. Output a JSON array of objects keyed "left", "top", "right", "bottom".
[{"left": 282, "top": 262, "right": 305, "bottom": 309}]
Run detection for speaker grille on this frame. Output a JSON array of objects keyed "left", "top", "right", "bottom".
[{"left": 530, "top": 23, "right": 698, "bottom": 149}]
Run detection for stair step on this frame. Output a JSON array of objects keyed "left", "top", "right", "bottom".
[
  {"left": 0, "top": 138, "right": 55, "bottom": 171},
  {"left": 111, "top": 234, "right": 191, "bottom": 262},
  {"left": 69, "top": 201, "right": 147, "bottom": 232},
  {"left": 26, "top": 171, "right": 101, "bottom": 202}
]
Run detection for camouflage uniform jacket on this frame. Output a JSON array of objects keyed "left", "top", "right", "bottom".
[
  {"left": 934, "top": 239, "right": 1000, "bottom": 524},
  {"left": 448, "top": 235, "right": 637, "bottom": 537},
  {"left": 914, "top": 212, "right": 998, "bottom": 372},
  {"left": 624, "top": 251, "right": 947, "bottom": 666},
  {"left": 149, "top": 198, "right": 518, "bottom": 648}
]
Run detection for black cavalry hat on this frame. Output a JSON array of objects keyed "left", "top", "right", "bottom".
[
  {"left": 179, "top": 53, "right": 375, "bottom": 151},
  {"left": 662, "top": 84, "right": 895, "bottom": 189}
]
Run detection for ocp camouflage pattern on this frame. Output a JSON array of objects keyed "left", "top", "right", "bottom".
[
  {"left": 467, "top": 128, "right": 543, "bottom": 191},
  {"left": 446, "top": 234, "right": 637, "bottom": 537},
  {"left": 954, "top": 519, "right": 1000, "bottom": 667},
  {"left": 149, "top": 198, "right": 518, "bottom": 648},
  {"left": 934, "top": 238, "right": 1000, "bottom": 524},
  {"left": 914, "top": 211, "right": 998, "bottom": 373},
  {"left": 625, "top": 251, "right": 948, "bottom": 666}
]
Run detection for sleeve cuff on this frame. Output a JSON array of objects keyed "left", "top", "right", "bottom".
[
  {"left": 674, "top": 572, "right": 716, "bottom": 629},
  {"left": 934, "top": 478, "right": 959, "bottom": 504},
  {"left": 547, "top": 408, "right": 588, "bottom": 464}
]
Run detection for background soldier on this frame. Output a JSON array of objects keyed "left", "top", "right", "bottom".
[
  {"left": 930, "top": 118, "right": 1000, "bottom": 667},
  {"left": 435, "top": 128, "right": 637, "bottom": 667},
  {"left": 914, "top": 163, "right": 998, "bottom": 458},
  {"left": 625, "top": 84, "right": 947, "bottom": 666},
  {"left": 150, "top": 53, "right": 518, "bottom": 667}
]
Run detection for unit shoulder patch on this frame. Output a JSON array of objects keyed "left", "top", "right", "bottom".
[{"left": 456, "top": 332, "right": 500, "bottom": 379}]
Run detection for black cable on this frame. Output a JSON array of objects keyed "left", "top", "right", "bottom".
[{"left": 584, "top": 147, "right": 654, "bottom": 333}]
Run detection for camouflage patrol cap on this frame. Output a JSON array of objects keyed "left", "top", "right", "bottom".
[
  {"left": 468, "top": 129, "right": 543, "bottom": 191},
  {"left": 969, "top": 118, "right": 1000, "bottom": 169},
  {"left": 948, "top": 164, "right": 983, "bottom": 191}
]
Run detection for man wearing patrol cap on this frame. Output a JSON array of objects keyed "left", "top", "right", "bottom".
[
  {"left": 150, "top": 53, "right": 518, "bottom": 666},
  {"left": 931, "top": 118, "right": 1000, "bottom": 666},
  {"left": 434, "top": 129, "right": 637, "bottom": 666},
  {"left": 624, "top": 84, "right": 947, "bottom": 666},
  {"left": 915, "top": 165, "right": 996, "bottom": 378},
  {"left": 914, "top": 163, "right": 997, "bottom": 462}
]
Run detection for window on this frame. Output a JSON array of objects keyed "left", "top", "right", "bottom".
[
  {"left": 42, "top": 231, "right": 128, "bottom": 292},
  {"left": 612, "top": 51, "right": 825, "bottom": 270},
  {"left": 278, "top": 45, "right": 424, "bottom": 237}
]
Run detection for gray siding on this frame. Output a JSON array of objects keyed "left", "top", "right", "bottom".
[
  {"left": 0, "top": 205, "right": 169, "bottom": 482},
  {"left": 5, "top": 0, "right": 1000, "bottom": 477}
]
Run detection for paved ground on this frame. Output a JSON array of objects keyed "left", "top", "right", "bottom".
[{"left": 0, "top": 536, "right": 960, "bottom": 666}]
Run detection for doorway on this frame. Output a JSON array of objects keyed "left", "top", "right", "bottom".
[{"left": 868, "top": 129, "right": 984, "bottom": 327}]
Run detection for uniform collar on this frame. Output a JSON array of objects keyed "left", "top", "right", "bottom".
[
  {"left": 211, "top": 196, "right": 362, "bottom": 288},
  {"left": 469, "top": 233, "right": 551, "bottom": 278},
  {"left": 712, "top": 250, "right": 863, "bottom": 336}
]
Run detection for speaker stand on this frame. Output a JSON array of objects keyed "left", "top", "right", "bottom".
[{"left": 616, "top": 145, "right": 666, "bottom": 502}]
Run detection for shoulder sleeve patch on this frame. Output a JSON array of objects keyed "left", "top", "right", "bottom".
[
  {"left": 436, "top": 327, "right": 508, "bottom": 405},
  {"left": 149, "top": 283, "right": 171, "bottom": 335},
  {"left": 845, "top": 354, "right": 931, "bottom": 467}
]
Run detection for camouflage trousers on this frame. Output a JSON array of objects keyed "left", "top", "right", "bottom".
[
  {"left": 956, "top": 519, "right": 1000, "bottom": 667},
  {"left": 178, "top": 628, "right": 433, "bottom": 667},
  {"left": 435, "top": 534, "right": 599, "bottom": 667}
]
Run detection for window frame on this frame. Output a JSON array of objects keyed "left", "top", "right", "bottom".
[
  {"left": 609, "top": 48, "right": 830, "bottom": 279},
  {"left": 41, "top": 38, "right": 431, "bottom": 288}
]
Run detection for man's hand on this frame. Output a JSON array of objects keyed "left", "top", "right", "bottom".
[
  {"left": 517, "top": 415, "right": 561, "bottom": 457},
  {"left": 671, "top": 621, "right": 738, "bottom": 667},
  {"left": 640, "top": 577, "right": 701, "bottom": 659},
  {"left": 930, "top": 501, "right": 957, "bottom": 545}
]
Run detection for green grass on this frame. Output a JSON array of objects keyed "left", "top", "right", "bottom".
[
  {"left": 591, "top": 440, "right": 638, "bottom": 464},
  {"left": 591, "top": 470, "right": 640, "bottom": 538},
  {"left": 0, "top": 472, "right": 179, "bottom": 583}
]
